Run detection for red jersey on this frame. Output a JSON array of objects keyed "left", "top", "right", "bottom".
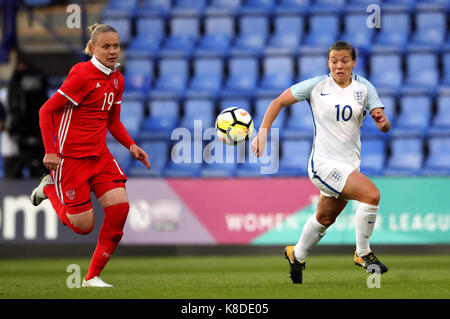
[{"left": 39, "top": 56, "right": 135, "bottom": 158}]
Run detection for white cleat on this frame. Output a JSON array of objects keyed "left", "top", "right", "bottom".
[
  {"left": 82, "top": 276, "right": 114, "bottom": 288},
  {"left": 30, "top": 174, "right": 54, "bottom": 206}
]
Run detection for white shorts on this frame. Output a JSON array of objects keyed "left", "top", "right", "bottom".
[{"left": 308, "top": 158, "right": 357, "bottom": 199}]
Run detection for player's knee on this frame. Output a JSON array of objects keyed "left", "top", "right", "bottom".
[
  {"left": 316, "top": 215, "right": 336, "bottom": 227},
  {"left": 366, "top": 188, "right": 380, "bottom": 206}
]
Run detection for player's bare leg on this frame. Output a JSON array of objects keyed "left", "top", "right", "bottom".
[{"left": 340, "top": 171, "right": 388, "bottom": 274}]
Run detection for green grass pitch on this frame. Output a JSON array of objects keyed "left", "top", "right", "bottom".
[{"left": 0, "top": 254, "right": 449, "bottom": 299}]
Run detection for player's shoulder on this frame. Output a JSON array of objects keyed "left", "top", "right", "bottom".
[{"left": 353, "top": 73, "right": 376, "bottom": 91}]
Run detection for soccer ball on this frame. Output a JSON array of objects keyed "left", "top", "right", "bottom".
[{"left": 215, "top": 107, "right": 254, "bottom": 145}]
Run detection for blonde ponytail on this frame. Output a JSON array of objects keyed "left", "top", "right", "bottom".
[{"left": 84, "top": 23, "right": 118, "bottom": 56}]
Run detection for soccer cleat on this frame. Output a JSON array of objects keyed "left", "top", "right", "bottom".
[
  {"left": 82, "top": 276, "right": 114, "bottom": 288},
  {"left": 30, "top": 174, "right": 54, "bottom": 206},
  {"left": 354, "top": 251, "right": 388, "bottom": 274},
  {"left": 284, "top": 246, "right": 306, "bottom": 284}
]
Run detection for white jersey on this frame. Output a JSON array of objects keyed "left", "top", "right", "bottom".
[{"left": 290, "top": 73, "right": 384, "bottom": 170}]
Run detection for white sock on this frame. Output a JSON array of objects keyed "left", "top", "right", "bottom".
[
  {"left": 355, "top": 202, "right": 378, "bottom": 257},
  {"left": 294, "top": 213, "right": 328, "bottom": 262}
]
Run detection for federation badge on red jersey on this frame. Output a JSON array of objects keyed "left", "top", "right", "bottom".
[
  {"left": 113, "top": 77, "right": 118, "bottom": 89},
  {"left": 66, "top": 189, "right": 76, "bottom": 201}
]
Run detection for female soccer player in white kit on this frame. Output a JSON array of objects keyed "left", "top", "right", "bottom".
[{"left": 251, "top": 41, "right": 390, "bottom": 283}]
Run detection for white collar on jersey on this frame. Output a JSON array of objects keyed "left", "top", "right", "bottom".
[{"left": 91, "top": 55, "right": 120, "bottom": 75}]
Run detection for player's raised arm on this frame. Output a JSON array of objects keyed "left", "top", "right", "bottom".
[
  {"left": 251, "top": 88, "right": 297, "bottom": 157},
  {"left": 370, "top": 107, "right": 391, "bottom": 133}
]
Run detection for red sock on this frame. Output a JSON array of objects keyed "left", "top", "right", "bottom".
[
  {"left": 85, "top": 202, "right": 129, "bottom": 281},
  {"left": 44, "top": 184, "right": 91, "bottom": 235}
]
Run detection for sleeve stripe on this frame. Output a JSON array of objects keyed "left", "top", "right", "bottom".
[
  {"left": 57, "top": 89, "right": 79, "bottom": 106},
  {"left": 114, "top": 100, "right": 121, "bottom": 104}
]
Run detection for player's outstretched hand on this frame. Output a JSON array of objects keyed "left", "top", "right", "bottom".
[
  {"left": 370, "top": 108, "right": 390, "bottom": 133},
  {"left": 250, "top": 129, "right": 268, "bottom": 157},
  {"left": 130, "top": 144, "right": 150, "bottom": 170},
  {"left": 43, "top": 153, "right": 60, "bottom": 171}
]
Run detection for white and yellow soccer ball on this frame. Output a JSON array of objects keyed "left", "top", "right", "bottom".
[{"left": 215, "top": 107, "right": 254, "bottom": 145}]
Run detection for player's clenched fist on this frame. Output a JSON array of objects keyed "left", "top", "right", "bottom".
[{"left": 43, "top": 153, "right": 60, "bottom": 171}]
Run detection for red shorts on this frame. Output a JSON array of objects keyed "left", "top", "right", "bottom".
[{"left": 51, "top": 149, "right": 127, "bottom": 214}]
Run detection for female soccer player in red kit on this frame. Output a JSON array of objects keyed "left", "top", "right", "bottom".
[{"left": 30, "top": 23, "right": 150, "bottom": 287}]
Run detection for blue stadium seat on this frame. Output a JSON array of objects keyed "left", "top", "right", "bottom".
[
  {"left": 341, "top": 14, "right": 375, "bottom": 52},
  {"left": 257, "top": 55, "right": 294, "bottom": 96},
  {"left": 404, "top": 53, "right": 439, "bottom": 90},
  {"left": 24, "top": 0, "right": 51, "bottom": 5},
  {"left": 310, "top": 0, "right": 346, "bottom": 14},
  {"left": 205, "top": 0, "right": 242, "bottom": 16},
  {"left": 150, "top": 58, "right": 189, "bottom": 99},
  {"left": 239, "top": 0, "right": 276, "bottom": 15},
  {"left": 385, "top": 137, "right": 424, "bottom": 176},
  {"left": 180, "top": 99, "right": 215, "bottom": 132},
  {"left": 353, "top": 55, "right": 367, "bottom": 78},
  {"left": 195, "top": 15, "right": 234, "bottom": 58},
  {"left": 107, "top": 141, "right": 133, "bottom": 174},
  {"left": 128, "top": 141, "right": 169, "bottom": 177},
  {"left": 101, "top": 0, "right": 138, "bottom": 19},
  {"left": 277, "top": 139, "right": 311, "bottom": 176},
  {"left": 186, "top": 57, "right": 224, "bottom": 98},
  {"left": 222, "top": 56, "right": 259, "bottom": 98},
  {"left": 274, "top": 0, "right": 310, "bottom": 15},
  {"left": 284, "top": 100, "right": 315, "bottom": 139},
  {"left": 411, "top": 11, "right": 446, "bottom": 47},
  {"left": 126, "top": 17, "right": 165, "bottom": 59},
  {"left": 360, "top": 138, "right": 387, "bottom": 176},
  {"left": 123, "top": 59, "right": 153, "bottom": 100},
  {"left": 137, "top": 0, "right": 172, "bottom": 18},
  {"left": 172, "top": 0, "right": 207, "bottom": 17},
  {"left": 428, "top": 95, "right": 450, "bottom": 137},
  {"left": 200, "top": 139, "right": 238, "bottom": 177},
  {"left": 230, "top": 15, "right": 269, "bottom": 57},
  {"left": 374, "top": 11, "right": 410, "bottom": 50},
  {"left": 219, "top": 98, "right": 251, "bottom": 113},
  {"left": 165, "top": 140, "right": 203, "bottom": 177},
  {"left": 442, "top": 52, "right": 450, "bottom": 85},
  {"left": 304, "top": 14, "right": 339, "bottom": 48},
  {"left": 297, "top": 54, "right": 328, "bottom": 81},
  {"left": 254, "top": 98, "right": 287, "bottom": 136},
  {"left": 141, "top": 99, "right": 180, "bottom": 140},
  {"left": 422, "top": 137, "right": 450, "bottom": 175},
  {"left": 266, "top": 14, "right": 304, "bottom": 55},
  {"left": 361, "top": 94, "right": 396, "bottom": 140},
  {"left": 391, "top": 95, "right": 431, "bottom": 138},
  {"left": 369, "top": 54, "right": 403, "bottom": 89},
  {"left": 101, "top": 18, "right": 132, "bottom": 46},
  {"left": 159, "top": 16, "right": 200, "bottom": 58}
]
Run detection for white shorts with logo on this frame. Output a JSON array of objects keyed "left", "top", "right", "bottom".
[{"left": 308, "top": 157, "right": 358, "bottom": 199}]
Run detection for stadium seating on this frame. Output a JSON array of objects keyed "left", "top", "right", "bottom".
[
  {"left": 123, "top": 59, "right": 153, "bottom": 100},
  {"left": 385, "top": 137, "right": 424, "bottom": 176},
  {"left": 93, "top": 0, "right": 450, "bottom": 178},
  {"left": 277, "top": 139, "right": 311, "bottom": 176},
  {"left": 422, "top": 137, "right": 450, "bottom": 175},
  {"left": 186, "top": 57, "right": 224, "bottom": 98},
  {"left": 360, "top": 138, "right": 387, "bottom": 176},
  {"left": 195, "top": 15, "right": 234, "bottom": 58},
  {"left": 125, "top": 16, "right": 165, "bottom": 59},
  {"left": 150, "top": 58, "right": 189, "bottom": 99},
  {"left": 428, "top": 95, "right": 450, "bottom": 137},
  {"left": 140, "top": 99, "right": 180, "bottom": 140},
  {"left": 128, "top": 140, "right": 169, "bottom": 177},
  {"left": 391, "top": 94, "right": 432, "bottom": 138}
]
